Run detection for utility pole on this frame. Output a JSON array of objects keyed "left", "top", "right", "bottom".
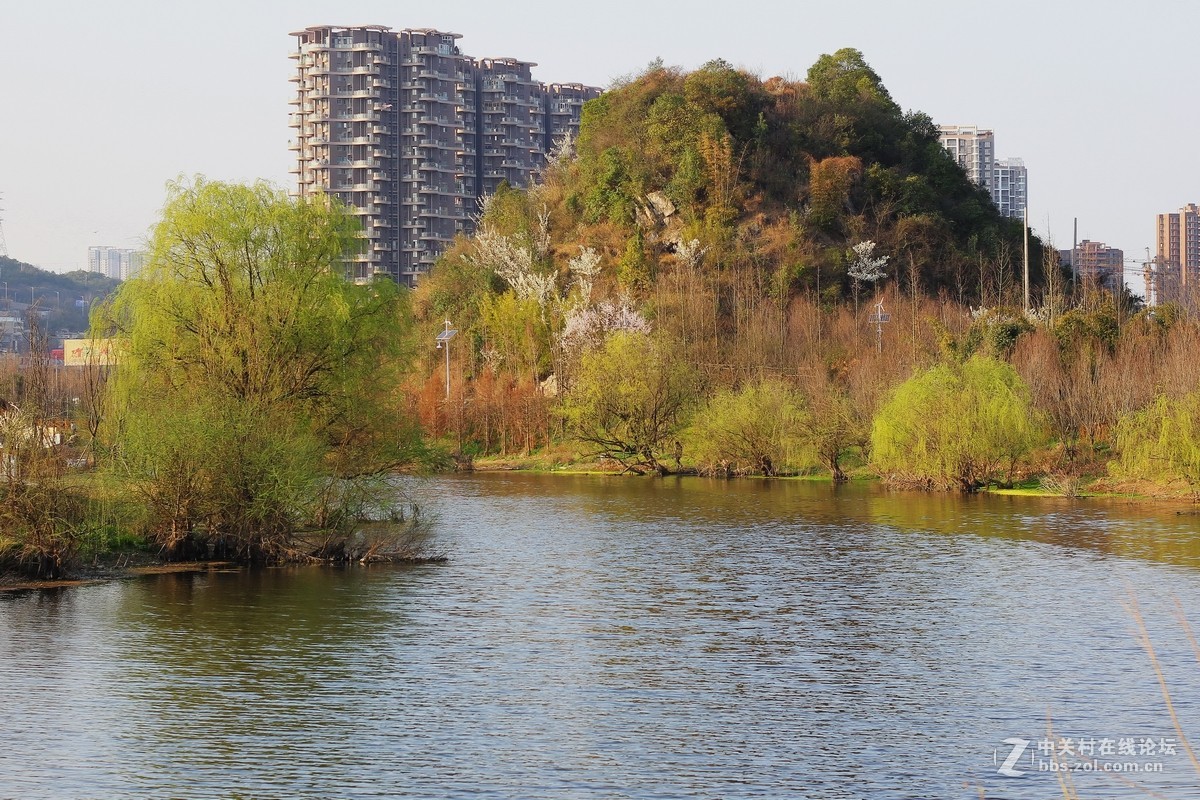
[
  {"left": 0, "top": 192, "right": 8, "bottom": 258},
  {"left": 1023, "top": 205, "right": 1030, "bottom": 314},
  {"left": 1072, "top": 216, "right": 1079, "bottom": 289}
]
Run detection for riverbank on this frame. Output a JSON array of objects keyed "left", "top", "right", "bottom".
[
  {"left": 468, "top": 452, "right": 851, "bottom": 480},
  {"left": 6, "top": 464, "right": 1193, "bottom": 590},
  {"left": 467, "top": 453, "right": 1200, "bottom": 503},
  {"left": 0, "top": 558, "right": 237, "bottom": 593}
]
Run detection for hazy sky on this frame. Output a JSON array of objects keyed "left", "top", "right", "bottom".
[{"left": 1, "top": 0, "right": 1194, "bottom": 288}]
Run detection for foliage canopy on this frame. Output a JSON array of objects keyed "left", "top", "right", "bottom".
[
  {"left": 871, "top": 356, "right": 1044, "bottom": 490},
  {"left": 559, "top": 331, "right": 695, "bottom": 473},
  {"left": 98, "top": 179, "right": 427, "bottom": 561}
]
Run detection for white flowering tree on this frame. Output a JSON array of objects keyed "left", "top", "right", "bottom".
[
  {"left": 848, "top": 239, "right": 889, "bottom": 318},
  {"left": 560, "top": 298, "right": 651, "bottom": 355},
  {"left": 469, "top": 225, "right": 556, "bottom": 316},
  {"left": 567, "top": 246, "right": 602, "bottom": 306}
]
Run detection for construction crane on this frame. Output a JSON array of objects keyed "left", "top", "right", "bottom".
[{"left": 1122, "top": 247, "right": 1185, "bottom": 307}]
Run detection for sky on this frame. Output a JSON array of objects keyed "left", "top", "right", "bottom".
[{"left": 1, "top": 0, "right": 1196, "bottom": 290}]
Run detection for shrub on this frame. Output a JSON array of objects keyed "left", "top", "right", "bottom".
[{"left": 871, "top": 355, "right": 1044, "bottom": 490}]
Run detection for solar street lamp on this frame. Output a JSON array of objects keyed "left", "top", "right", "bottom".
[
  {"left": 435, "top": 319, "right": 457, "bottom": 399},
  {"left": 867, "top": 301, "right": 890, "bottom": 354}
]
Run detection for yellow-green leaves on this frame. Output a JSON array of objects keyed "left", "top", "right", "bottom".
[
  {"left": 95, "top": 178, "right": 425, "bottom": 561},
  {"left": 871, "top": 355, "right": 1044, "bottom": 491}
]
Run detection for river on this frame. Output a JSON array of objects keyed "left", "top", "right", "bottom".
[{"left": 3, "top": 474, "right": 1200, "bottom": 799}]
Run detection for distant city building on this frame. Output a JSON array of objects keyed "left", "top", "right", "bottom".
[
  {"left": 1066, "top": 240, "right": 1124, "bottom": 292},
  {"left": 992, "top": 158, "right": 1027, "bottom": 220},
  {"left": 289, "top": 25, "right": 601, "bottom": 285},
  {"left": 1155, "top": 204, "right": 1200, "bottom": 304},
  {"left": 87, "top": 246, "right": 143, "bottom": 280},
  {"left": 937, "top": 125, "right": 1027, "bottom": 220},
  {"left": 938, "top": 125, "right": 994, "bottom": 189}
]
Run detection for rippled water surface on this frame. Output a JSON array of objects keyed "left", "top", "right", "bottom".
[{"left": 4, "top": 474, "right": 1200, "bottom": 799}]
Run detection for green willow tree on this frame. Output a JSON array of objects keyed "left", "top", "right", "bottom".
[
  {"left": 97, "top": 178, "right": 428, "bottom": 562},
  {"left": 871, "top": 355, "right": 1044, "bottom": 491},
  {"left": 560, "top": 331, "right": 696, "bottom": 474},
  {"left": 1111, "top": 393, "right": 1200, "bottom": 490},
  {"left": 686, "top": 378, "right": 808, "bottom": 476}
]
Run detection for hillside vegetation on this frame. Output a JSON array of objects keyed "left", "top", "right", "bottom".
[
  {"left": 406, "top": 49, "right": 1082, "bottom": 480},
  {"left": 0, "top": 255, "right": 122, "bottom": 332}
]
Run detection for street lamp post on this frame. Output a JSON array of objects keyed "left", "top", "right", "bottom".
[
  {"left": 867, "top": 300, "right": 890, "bottom": 354},
  {"left": 434, "top": 319, "right": 458, "bottom": 399}
]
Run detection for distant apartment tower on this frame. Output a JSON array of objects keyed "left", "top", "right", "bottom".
[
  {"left": 1155, "top": 204, "right": 1200, "bottom": 301},
  {"left": 937, "top": 125, "right": 1027, "bottom": 220},
  {"left": 545, "top": 83, "right": 596, "bottom": 152},
  {"left": 992, "top": 158, "right": 1027, "bottom": 220},
  {"left": 477, "top": 58, "right": 544, "bottom": 196},
  {"left": 87, "top": 246, "right": 143, "bottom": 281},
  {"left": 1069, "top": 240, "right": 1124, "bottom": 291},
  {"left": 938, "top": 125, "right": 994, "bottom": 189},
  {"left": 289, "top": 25, "right": 600, "bottom": 285}
]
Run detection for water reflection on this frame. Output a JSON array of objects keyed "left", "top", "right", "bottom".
[{"left": 1, "top": 474, "right": 1199, "bottom": 799}]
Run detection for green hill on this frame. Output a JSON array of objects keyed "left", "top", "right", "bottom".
[
  {"left": 561, "top": 48, "right": 1042, "bottom": 299},
  {"left": 0, "top": 255, "right": 122, "bottom": 335},
  {"left": 426, "top": 49, "right": 1045, "bottom": 307}
]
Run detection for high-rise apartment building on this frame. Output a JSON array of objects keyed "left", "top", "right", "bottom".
[
  {"left": 289, "top": 25, "right": 600, "bottom": 285},
  {"left": 477, "top": 58, "right": 544, "bottom": 197},
  {"left": 992, "top": 158, "right": 1027, "bottom": 221},
  {"left": 1155, "top": 204, "right": 1200, "bottom": 299},
  {"left": 938, "top": 125, "right": 994, "bottom": 190},
  {"left": 87, "top": 246, "right": 143, "bottom": 280},
  {"left": 937, "top": 125, "right": 1027, "bottom": 221},
  {"left": 1069, "top": 240, "right": 1124, "bottom": 291},
  {"left": 545, "top": 84, "right": 596, "bottom": 152}
]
